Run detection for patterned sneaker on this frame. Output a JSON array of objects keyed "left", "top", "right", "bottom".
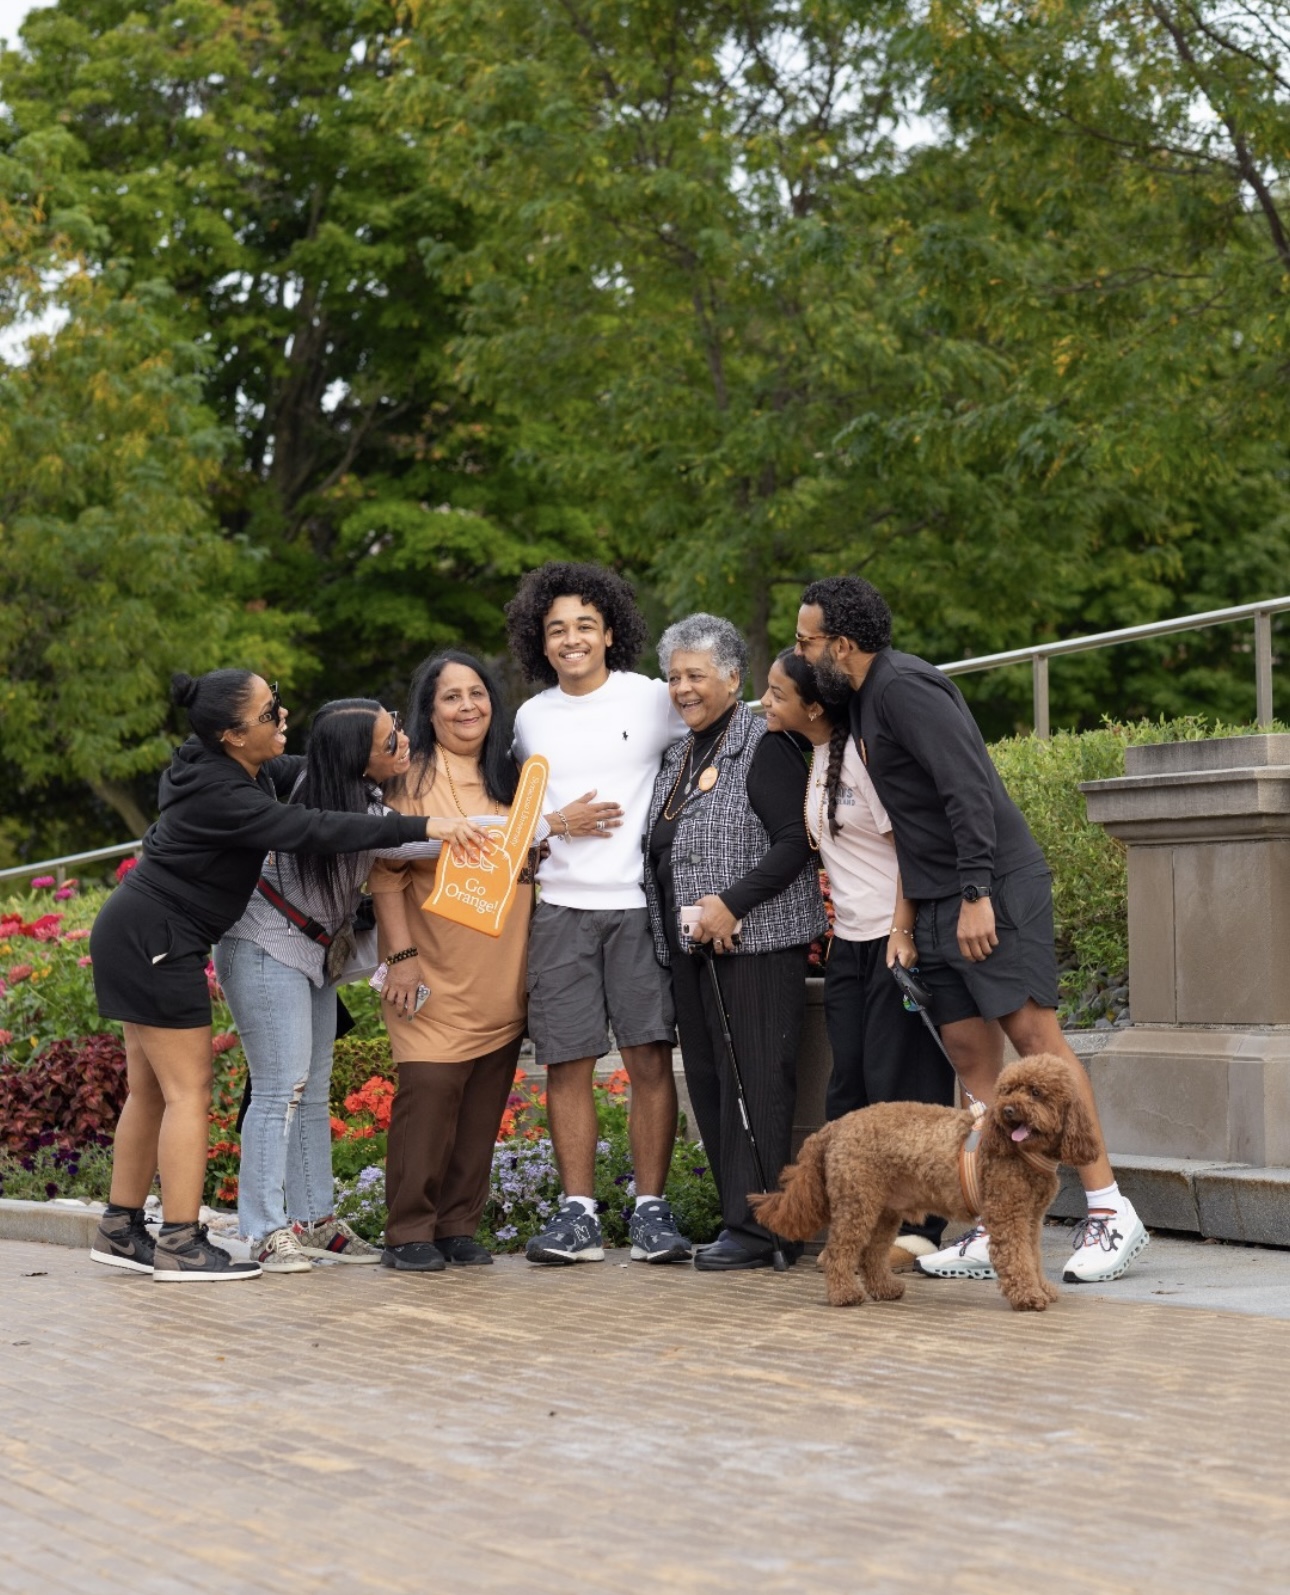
[
  {"left": 1063, "top": 1207, "right": 1150, "bottom": 1284},
  {"left": 89, "top": 1207, "right": 155, "bottom": 1275},
  {"left": 254, "top": 1227, "right": 315, "bottom": 1274},
  {"left": 916, "top": 1224, "right": 997, "bottom": 1280},
  {"left": 293, "top": 1216, "right": 381, "bottom": 1264},
  {"left": 629, "top": 1199, "right": 693, "bottom": 1264},
  {"left": 153, "top": 1223, "right": 262, "bottom": 1283},
  {"left": 524, "top": 1202, "right": 605, "bottom": 1265}
]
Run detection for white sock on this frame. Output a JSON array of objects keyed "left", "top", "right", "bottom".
[
  {"left": 635, "top": 1194, "right": 661, "bottom": 1210},
  {"left": 565, "top": 1194, "right": 597, "bottom": 1217},
  {"left": 1084, "top": 1182, "right": 1122, "bottom": 1215}
]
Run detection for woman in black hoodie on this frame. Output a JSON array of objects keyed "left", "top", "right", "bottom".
[{"left": 88, "top": 669, "right": 490, "bottom": 1283}]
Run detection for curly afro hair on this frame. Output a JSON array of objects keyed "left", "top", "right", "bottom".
[
  {"left": 801, "top": 576, "right": 892, "bottom": 653},
  {"left": 505, "top": 561, "right": 650, "bottom": 686}
]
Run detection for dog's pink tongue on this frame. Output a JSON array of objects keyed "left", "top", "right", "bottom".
[{"left": 1010, "top": 1125, "right": 1032, "bottom": 1142}]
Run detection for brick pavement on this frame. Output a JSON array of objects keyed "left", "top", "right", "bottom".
[{"left": 0, "top": 1231, "right": 1287, "bottom": 1595}]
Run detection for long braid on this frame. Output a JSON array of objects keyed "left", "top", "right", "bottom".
[{"left": 824, "top": 720, "right": 848, "bottom": 838}]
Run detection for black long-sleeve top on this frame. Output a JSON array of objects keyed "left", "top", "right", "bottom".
[
  {"left": 130, "top": 738, "right": 428, "bottom": 943},
  {"left": 649, "top": 707, "right": 813, "bottom": 950},
  {"left": 851, "top": 649, "right": 1043, "bottom": 901}
]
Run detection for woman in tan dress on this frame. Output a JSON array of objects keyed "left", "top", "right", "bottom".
[{"left": 370, "top": 650, "right": 539, "bottom": 1272}]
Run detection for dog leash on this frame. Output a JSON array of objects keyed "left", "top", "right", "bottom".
[{"left": 888, "top": 962, "right": 1059, "bottom": 1206}]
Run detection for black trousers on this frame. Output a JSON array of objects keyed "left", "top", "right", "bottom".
[
  {"left": 823, "top": 935, "right": 957, "bottom": 1245},
  {"left": 670, "top": 944, "right": 808, "bottom": 1254}
]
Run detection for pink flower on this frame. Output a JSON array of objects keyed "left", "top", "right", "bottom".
[
  {"left": 29, "top": 876, "right": 54, "bottom": 890},
  {"left": 77, "top": 955, "right": 93, "bottom": 967},
  {"left": 54, "top": 886, "right": 77, "bottom": 901},
  {"left": 7, "top": 964, "right": 33, "bottom": 983},
  {"left": 211, "top": 1032, "right": 241, "bottom": 1055},
  {"left": 64, "top": 928, "right": 90, "bottom": 942},
  {"left": 0, "top": 1029, "right": 11, "bottom": 1046},
  {"left": 115, "top": 857, "right": 139, "bottom": 882}
]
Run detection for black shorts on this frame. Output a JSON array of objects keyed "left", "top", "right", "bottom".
[
  {"left": 90, "top": 878, "right": 215, "bottom": 1030},
  {"left": 913, "top": 864, "right": 1059, "bottom": 1026}
]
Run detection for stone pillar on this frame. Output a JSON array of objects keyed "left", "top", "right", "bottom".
[{"left": 1081, "top": 735, "right": 1290, "bottom": 1163}]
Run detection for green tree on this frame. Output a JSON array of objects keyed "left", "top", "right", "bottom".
[
  {"left": 1, "top": 0, "right": 574, "bottom": 709},
  {"left": 0, "top": 256, "right": 300, "bottom": 837}
]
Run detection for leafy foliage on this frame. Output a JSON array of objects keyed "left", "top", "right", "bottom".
[{"left": 0, "top": 1033, "right": 126, "bottom": 1155}]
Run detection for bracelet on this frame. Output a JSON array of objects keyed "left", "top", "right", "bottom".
[
  {"left": 889, "top": 926, "right": 916, "bottom": 937},
  {"left": 386, "top": 946, "right": 418, "bottom": 966},
  {"left": 552, "top": 809, "right": 571, "bottom": 839}
]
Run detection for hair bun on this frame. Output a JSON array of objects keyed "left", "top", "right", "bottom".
[{"left": 170, "top": 671, "right": 199, "bottom": 709}]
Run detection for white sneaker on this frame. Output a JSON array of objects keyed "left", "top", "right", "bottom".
[
  {"left": 916, "top": 1224, "right": 997, "bottom": 1280},
  {"left": 253, "top": 1227, "right": 315, "bottom": 1274},
  {"left": 1062, "top": 1207, "right": 1149, "bottom": 1283}
]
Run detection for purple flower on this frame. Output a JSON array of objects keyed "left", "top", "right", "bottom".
[
  {"left": 495, "top": 1225, "right": 518, "bottom": 1242},
  {"left": 44, "top": 1182, "right": 58, "bottom": 1198}
]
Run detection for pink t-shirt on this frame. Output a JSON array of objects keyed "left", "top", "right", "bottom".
[{"left": 808, "top": 738, "right": 900, "bottom": 942}]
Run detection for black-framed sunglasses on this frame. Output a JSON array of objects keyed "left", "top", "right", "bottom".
[
  {"left": 383, "top": 710, "right": 403, "bottom": 755},
  {"left": 251, "top": 683, "right": 282, "bottom": 725}
]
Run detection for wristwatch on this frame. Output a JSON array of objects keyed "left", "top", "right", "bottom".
[{"left": 961, "top": 883, "right": 991, "bottom": 903}]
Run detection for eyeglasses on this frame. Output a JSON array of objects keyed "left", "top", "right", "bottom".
[
  {"left": 383, "top": 710, "right": 403, "bottom": 756},
  {"left": 794, "top": 632, "right": 838, "bottom": 647},
  {"left": 245, "top": 684, "right": 282, "bottom": 727}
]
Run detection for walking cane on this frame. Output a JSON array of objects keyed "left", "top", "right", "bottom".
[{"left": 700, "top": 945, "right": 790, "bottom": 1273}]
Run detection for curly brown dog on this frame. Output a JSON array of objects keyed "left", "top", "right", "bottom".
[{"left": 749, "top": 1054, "right": 1100, "bottom": 1312}]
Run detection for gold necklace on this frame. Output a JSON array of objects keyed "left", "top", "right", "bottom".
[
  {"left": 803, "top": 748, "right": 829, "bottom": 850},
  {"left": 438, "top": 748, "right": 500, "bottom": 817},
  {"left": 661, "top": 715, "right": 735, "bottom": 821}
]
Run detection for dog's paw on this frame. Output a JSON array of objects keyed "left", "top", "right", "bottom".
[
  {"left": 1042, "top": 1279, "right": 1060, "bottom": 1304},
  {"left": 1005, "top": 1287, "right": 1052, "bottom": 1312},
  {"left": 825, "top": 1282, "right": 865, "bottom": 1308},
  {"left": 865, "top": 1275, "right": 906, "bottom": 1302}
]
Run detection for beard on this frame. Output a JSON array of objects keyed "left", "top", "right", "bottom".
[{"left": 812, "top": 654, "right": 854, "bottom": 706}]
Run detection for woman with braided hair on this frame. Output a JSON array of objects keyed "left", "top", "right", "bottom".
[{"left": 761, "top": 649, "right": 956, "bottom": 1267}]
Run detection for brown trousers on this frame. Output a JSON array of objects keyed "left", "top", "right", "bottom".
[{"left": 384, "top": 1038, "right": 521, "bottom": 1246}]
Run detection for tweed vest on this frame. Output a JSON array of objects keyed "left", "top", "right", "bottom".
[{"left": 644, "top": 702, "right": 826, "bottom": 966}]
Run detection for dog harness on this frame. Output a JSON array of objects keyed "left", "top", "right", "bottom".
[{"left": 957, "top": 1101, "right": 1059, "bottom": 1214}]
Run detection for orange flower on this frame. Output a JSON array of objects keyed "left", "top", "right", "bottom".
[{"left": 330, "top": 1115, "right": 349, "bottom": 1140}]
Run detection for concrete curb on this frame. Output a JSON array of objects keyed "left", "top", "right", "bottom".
[
  {"left": 1050, "top": 1156, "right": 1290, "bottom": 1246},
  {"left": 0, "top": 1198, "right": 103, "bottom": 1249}
]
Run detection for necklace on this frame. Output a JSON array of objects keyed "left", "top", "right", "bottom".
[
  {"left": 661, "top": 714, "right": 735, "bottom": 821},
  {"left": 804, "top": 754, "right": 829, "bottom": 850},
  {"left": 438, "top": 748, "right": 501, "bottom": 817}
]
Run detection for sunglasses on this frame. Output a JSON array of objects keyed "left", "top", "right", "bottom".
[
  {"left": 383, "top": 710, "right": 403, "bottom": 755},
  {"left": 794, "top": 632, "right": 838, "bottom": 647},
  {"left": 243, "top": 683, "right": 282, "bottom": 727}
]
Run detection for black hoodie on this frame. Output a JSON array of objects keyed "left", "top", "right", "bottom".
[{"left": 128, "top": 738, "right": 428, "bottom": 943}]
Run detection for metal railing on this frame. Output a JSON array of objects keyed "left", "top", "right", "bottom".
[
  {"left": 1, "top": 596, "right": 1285, "bottom": 884},
  {"left": 938, "top": 595, "right": 1290, "bottom": 739},
  {"left": 0, "top": 841, "right": 140, "bottom": 887}
]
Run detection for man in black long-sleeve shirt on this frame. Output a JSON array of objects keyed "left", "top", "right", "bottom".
[{"left": 796, "top": 576, "right": 1148, "bottom": 1287}]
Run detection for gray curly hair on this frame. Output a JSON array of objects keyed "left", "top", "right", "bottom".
[{"left": 656, "top": 612, "right": 749, "bottom": 686}]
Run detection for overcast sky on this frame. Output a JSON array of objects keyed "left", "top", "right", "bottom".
[{"left": 0, "top": 1, "right": 46, "bottom": 49}]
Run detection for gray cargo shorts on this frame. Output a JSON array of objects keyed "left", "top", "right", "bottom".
[{"left": 526, "top": 902, "right": 676, "bottom": 1067}]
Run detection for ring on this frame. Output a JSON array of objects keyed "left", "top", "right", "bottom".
[{"left": 596, "top": 820, "right": 605, "bottom": 831}]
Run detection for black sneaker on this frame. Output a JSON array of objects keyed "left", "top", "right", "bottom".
[
  {"left": 152, "top": 1223, "right": 262, "bottom": 1283},
  {"left": 437, "top": 1236, "right": 494, "bottom": 1265},
  {"left": 381, "top": 1241, "right": 446, "bottom": 1272},
  {"left": 524, "top": 1202, "right": 605, "bottom": 1265},
  {"left": 629, "top": 1199, "right": 693, "bottom": 1264},
  {"left": 90, "top": 1207, "right": 156, "bottom": 1275}
]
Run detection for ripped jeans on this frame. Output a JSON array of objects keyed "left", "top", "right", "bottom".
[{"left": 214, "top": 936, "right": 337, "bottom": 1242}]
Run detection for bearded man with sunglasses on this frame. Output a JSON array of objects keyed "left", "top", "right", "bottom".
[{"left": 794, "top": 577, "right": 1148, "bottom": 1287}]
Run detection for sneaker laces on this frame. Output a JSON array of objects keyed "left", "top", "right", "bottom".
[
  {"left": 955, "top": 1224, "right": 987, "bottom": 1255},
  {"left": 1071, "top": 1215, "right": 1121, "bottom": 1254}
]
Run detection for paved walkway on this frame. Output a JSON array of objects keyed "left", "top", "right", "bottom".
[{"left": 1, "top": 1228, "right": 1288, "bottom": 1594}]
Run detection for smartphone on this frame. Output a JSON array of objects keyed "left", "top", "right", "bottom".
[
  {"left": 369, "top": 963, "right": 431, "bottom": 1014},
  {"left": 680, "top": 906, "right": 743, "bottom": 946}
]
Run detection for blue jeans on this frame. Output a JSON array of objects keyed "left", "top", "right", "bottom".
[{"left": 214, "top": 936, "right": 337, "bottom": 1242}]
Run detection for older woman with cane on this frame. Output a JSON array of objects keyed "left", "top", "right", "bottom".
[{"left": 644, "top": 614, "right": 826, "bottom": 1271}]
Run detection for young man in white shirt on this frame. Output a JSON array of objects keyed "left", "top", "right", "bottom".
[{"left": 507, "top": 562, "right": 691, "bottom": 1265}]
